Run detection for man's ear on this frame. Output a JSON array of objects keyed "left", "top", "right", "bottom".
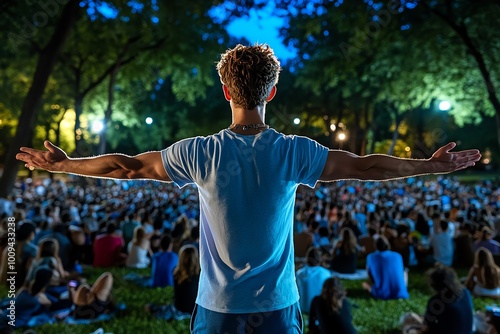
[
  {"left": 222, "top": 85, "right": 231, "bottom": 101},
  {"left": 266, "top": 86, "right": 277, "bottom": 102}
]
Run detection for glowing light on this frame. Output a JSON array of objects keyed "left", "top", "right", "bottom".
[
  {"left": 92, "top": 120, "right": 104, "bottom": 133},
  {"left": 439, "top": 101, "right": 451, "bottom": 111},
  {"left": 483, "top": 158, "right": 490, "bottom": 164},
  {"left": 338, "top": 132, "right": 346, "bottom": 141},
  {"left": 145, "top": 117, "right": 153, "bottom": 125},
  {"left": 293, "top": 118, "right": 300, "bottom": 125},
  {"left": 330, "top": 123, "right": 336, "bottom": 131},
  {"left": 405, "top": 146, "right": 411, "bottom": 152}
]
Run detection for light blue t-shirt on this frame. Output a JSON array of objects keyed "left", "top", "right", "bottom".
[{"left": 162, "top": 128, "right": 328, "bottom": 313}]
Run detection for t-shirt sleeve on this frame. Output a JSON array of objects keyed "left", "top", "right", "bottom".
[
  {"left": 161, "top": 137, "right": 203, "bottom": 188},
  {"left": 290, "top": 136, "right": 329, "bottom": 188}
]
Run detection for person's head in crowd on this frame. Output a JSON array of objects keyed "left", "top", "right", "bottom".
[
  {"left": 320, "top": 277, "right": 347, "bottom": 313},
  {"left": 60, "top": 211, "right": 72, "bottom": 224},
  {"left": 160, "top": 234, "right": 173, "bottom": 252},
  {"left": 426, "top": 263, "right": 463, "bottom": 296},
  {"left": 132, "top": 226, "right": 146, "bottom": 245},
  {"left": 339, "top": 228, "right": 357, "bottom": 254},
  {"left": 29, "top": 267, "right": 53, "bottom": 295},
  {"left": 172, "top": 216, "right": 188, "bottom": 239},
  {"left": 174, "top": 245, "right": 200, "bottom": 284},
  {"left": 458, "top": 222, "right": 473, "bottom": 235},
  {"left": 153, "top": 216, "right": 163, "bottom": 232},
  {"left": 376, "top": 235, "right": 390, "bottom": 252},
  {"left": 432, "top": 213, "right": 441, "bottom": 222},
  {"left": 396, "top": 223, "right": 410, "bottom": 238},
  {"left": 39, "top": 220, "right": 50, "bottom": 232},
  {"left": 318, "top": 227, "right": 329, "bottom": 239},
  {"left": 190, "top": 225, "right": 200, "bottom": 241},
  {"left": 16, "top": 220, "right": 36, "bottom": 243},
  {"left": 308, "top": 220, "right": 320, "bottom": 233},
  {"left": 306, "top": 247, "right": 322, "bottom": 267},
  {"left": 367, "top": 224, "right": 378, "bottom": 237},
  {"left": 53, "top": 223, "right": 68, "bottom": 235},
  {"left": 38, "top": 238, "right": 59, "bottom": 259},
  {"left": 107, "top": 222, "right": 116, "bottom": 235},
  {"left": 337, "top": 212, "right": 344, "bottom": 221},
  {"left": 480, "top": 226, "right": 495, "bottom": 241},
  {"left": 439, "top": 220, "right": 449, "bottom": 233},
  {"left": 474, "top": 247, "right": 499, "bottom": 288}
]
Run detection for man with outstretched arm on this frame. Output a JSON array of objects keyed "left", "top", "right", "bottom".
[{"left": 17, "top": 44, "right": 481, "bottom": 334}]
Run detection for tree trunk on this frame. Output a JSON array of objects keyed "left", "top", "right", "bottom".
[
  {"left": 99, "top": 64, "right": 120, "bottom": 155},
  {"left": 388, "top": 119, "right": 401, "bottom": 156},
  {"left": 454, "top": 24, "right": 500, "bottom": 149},
  {"left": 421, "top": 1, "right": 500, "bottom": 148},
  {"left": 0, "top": 0, "right": 80, "bottom": 198},
  {"left": 55, "top": 108, "right": 68, "bottom": 147}
]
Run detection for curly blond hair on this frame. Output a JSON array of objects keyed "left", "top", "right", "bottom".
[{"left": 216, "top": 44, "right": 281, "bottom": 109}]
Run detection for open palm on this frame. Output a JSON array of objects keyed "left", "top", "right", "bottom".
[
  {"left": 16, "top": 140, "right": 68, "bottom": 172},
  {"left": 429, "top": 142, "right": 481, "bottom": 173}
]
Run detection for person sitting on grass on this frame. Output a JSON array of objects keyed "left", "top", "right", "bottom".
[
  {"left": 151, "top": 234, "right": 179, "bottom": 288},
  {"left": 145, "top": 244, "right": 200, "bottom": 318},
  {"left": 363, "top": 235, "right": 409, "bottom": 300},
  {"left": 15, "top": 267, "right": 54, "bottom": 327},
  {"left": 173, "top": 244, "right": 201, "bottom": 314},
  {"left": 464, "top": 247, "right": 500, "bottom": 298},
  {"left": 93, "top": 222, "right": 125, "bottom": 267},
  {"left": 295, "top": 247, "right": 332, "bottom": 313},
  {"left": 309, "top": 277, "right": 357, "bottom": 334},
  {"left": 474, "top": 226, "right": 500, "bottom": 255},
  {"left": 126, "top": 226, "right": 152, "bottom": 269},
  {"left": 401, "top": 264, "right": 473, "bottom": 334},
  {"left": 26, "top": 238, "right": 68, "bottom": 287},
  {"left": 429, "top": 220, "right": 454, "bottom": 267},
  {"left": 69, "top": 272, "right": 114, "bottom": 320},
  {"left": 330, "top": 227, "right": 359, "bottom": 274}
]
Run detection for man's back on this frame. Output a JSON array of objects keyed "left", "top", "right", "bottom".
[{"left": 163, "top": 128, "right": 328, "bottom": 313}]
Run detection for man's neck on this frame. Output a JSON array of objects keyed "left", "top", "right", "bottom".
[{"left": 230, "top": 104, "right": 266, "bottom": 125}]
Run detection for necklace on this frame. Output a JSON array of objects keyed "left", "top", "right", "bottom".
[{"left": 228, "top": 123, "right": 269, "bottom": 131}]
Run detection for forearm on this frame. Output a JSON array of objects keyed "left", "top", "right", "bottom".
[
  {"left": 58, "top": 154, "right": 144, "bottom": 179},
  {"left": 355, "top": 155, "right": 443, "bottom": 180}
]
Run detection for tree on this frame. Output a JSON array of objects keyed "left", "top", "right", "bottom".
[
  {"left": 408, "top": 0, "right": 500, "bottom": 148},
  {"left": 0, "top": 0, "right": 80, "bottom": 198}
]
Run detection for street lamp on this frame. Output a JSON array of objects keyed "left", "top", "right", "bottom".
[
  {"left": 337, "top": 131, "right": 347, "bottom": 149},
  {"left": 91, "top": 120, "right": 104, "bottom": 133},
  {"left": 145, "top": 117, "right": 153, "bottom": 149},
  {"left": 439, "top": 101, "right": 451, "bottom": 111},
  {"left": 437, "top": 100, "right": 452, "bottom": 143}
]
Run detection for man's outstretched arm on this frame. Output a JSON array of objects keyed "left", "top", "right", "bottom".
[
  {"left": 16, "top": 140, "right": 171, "bottom": 182},
  {"left": 319, "top": 142, "right": 481, "bottom": 182}
]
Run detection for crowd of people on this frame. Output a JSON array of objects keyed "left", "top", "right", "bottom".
[{"left": 0, "top": 174, "right": 499, "bottom": 332}]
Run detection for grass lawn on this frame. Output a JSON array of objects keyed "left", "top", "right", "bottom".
[{"left": 3, "top": 265, "right": 498, "bottom": 334}]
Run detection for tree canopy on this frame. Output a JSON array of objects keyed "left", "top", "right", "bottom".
[{"left": 0, "top": 0, "right": 498, "bottom": 196}]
